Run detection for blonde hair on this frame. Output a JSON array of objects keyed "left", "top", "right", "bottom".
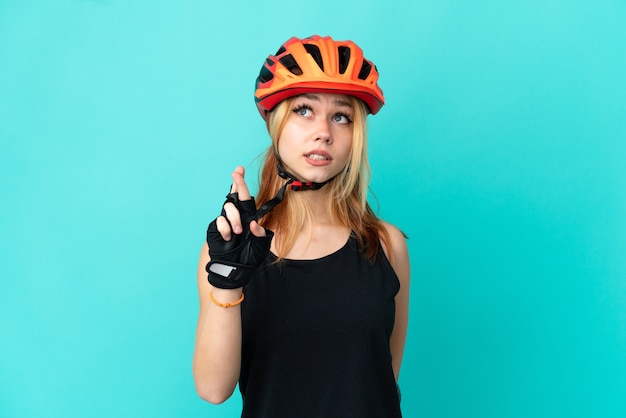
[{"left": 256, "top": 96, "right": 390, "bottom": 261}]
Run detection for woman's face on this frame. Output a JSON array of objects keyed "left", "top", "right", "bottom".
[{"left": 277, "top": 93, "right": 354, "bottom": 184}]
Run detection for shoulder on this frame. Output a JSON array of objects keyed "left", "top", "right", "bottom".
[
  {"left": 379, "top": 221, "right": 410, "bottom": 282},
  {"left": 380, "top": 221, "right": 408, "bottom": 258},
  {"left": 380, "top": 221, "right": 407, "bottom": 244}
]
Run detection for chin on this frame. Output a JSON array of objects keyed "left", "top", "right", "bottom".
[{"left": 301, "top": 170, "right": 342, "bottom": 184}]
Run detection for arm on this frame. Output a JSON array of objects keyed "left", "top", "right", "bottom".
[
  {"left": 382, "top": 222, "right": 411, "bottom": 382},
  {"left": 192, "top": 166, "right": 266, "bottom": 403},
  {"left": 192, "top": 243, "right": 243, "bottom": 404}
]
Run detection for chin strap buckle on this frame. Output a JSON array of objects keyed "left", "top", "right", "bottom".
[
  {"left": 290, "top": 181, "right": 328, "bottom": 191},
  {"left": 255, "top": 159, "right": 331, "bottom": 219}
]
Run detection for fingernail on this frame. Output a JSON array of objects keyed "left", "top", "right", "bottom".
[{"left": 234, "top": 225, "right": 242, "bottom": 234}]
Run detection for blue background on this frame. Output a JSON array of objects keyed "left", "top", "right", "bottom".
[{"left": 1, "top": 0, "right": 625, "bottom": 417}]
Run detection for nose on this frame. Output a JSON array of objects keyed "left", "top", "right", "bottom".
[{"left": 314, "top": 118, "right": 333, "bottom": 144}]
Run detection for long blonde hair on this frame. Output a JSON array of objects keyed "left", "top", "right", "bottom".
[{"left": 255, "top": 96, "right": 390, "bottom": 261}]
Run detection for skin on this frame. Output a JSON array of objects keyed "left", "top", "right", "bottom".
[
  {"left": 192, "top": 93, "right": 410, "bottom": 404},
  {"left": 277, "top": 93, "right": 354, "bottom": 187}
]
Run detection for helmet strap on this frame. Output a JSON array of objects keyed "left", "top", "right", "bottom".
[
  {"left": 255, "top": 151, "right": 330, "bottom": 219},
  {"left": 276, "top": 160, "right": 330, "bottom": 191},
  {"left": 255, "top": 177, "right": 293, "bottom": 219}
]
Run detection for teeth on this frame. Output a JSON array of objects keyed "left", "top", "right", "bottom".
[{"left": 307, "top": 154, "right": 329, "bottom": 161}]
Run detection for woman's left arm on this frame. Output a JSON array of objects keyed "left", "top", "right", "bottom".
[{"left": 382, "top": 222, "right": 411, "bottom": 381}]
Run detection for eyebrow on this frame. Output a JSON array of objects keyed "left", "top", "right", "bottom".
[{"left": 300, "top": 93, "right": 353, "bottom": 108}]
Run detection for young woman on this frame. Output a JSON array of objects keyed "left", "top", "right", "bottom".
[{"left": 193, "top": 35, "right": 410, "bottom": 417}]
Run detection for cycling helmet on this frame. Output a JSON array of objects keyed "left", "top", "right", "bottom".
[{"left": 254, "top": 35, "right": 385, "bottom": 118}]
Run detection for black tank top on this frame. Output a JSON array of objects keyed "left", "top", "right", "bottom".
[{"left": 239, "top": 234, "right": 402, "bottom": 417}]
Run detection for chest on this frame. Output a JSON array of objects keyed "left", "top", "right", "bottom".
[
  {"left": 242, "top": 241, "right": 400, "bottom": 343},
  {"left": 273, "top": 225, "right": 351, "bottom": 260}
]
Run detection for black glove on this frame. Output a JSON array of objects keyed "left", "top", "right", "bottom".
[{"left": 205, "top": 192, "right": 274, "bottom": 289}]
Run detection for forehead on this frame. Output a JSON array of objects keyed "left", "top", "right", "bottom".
[{"left": 296, "top": 93, "right": 353, "bottom": 107}]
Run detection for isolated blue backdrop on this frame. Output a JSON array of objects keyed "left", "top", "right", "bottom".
[{"left": 1, "top": 0, "right": 625, "bottom": 417}]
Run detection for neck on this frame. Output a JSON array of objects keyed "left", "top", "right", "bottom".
[{"left": 298, "top": 187, "right": 335, "bottom": 224}]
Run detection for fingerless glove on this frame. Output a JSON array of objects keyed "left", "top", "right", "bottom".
[{"left": 205, "top": 192, "right": 274, "bottom": 289}]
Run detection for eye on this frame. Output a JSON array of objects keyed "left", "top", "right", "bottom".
[
  {"left": 332, "top": 112, "right": 353, "bottom": 124},
  {"left": 293, "top": 104, "right": 313, "bottom": 117}
]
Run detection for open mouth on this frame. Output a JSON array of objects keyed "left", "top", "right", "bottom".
[{"left": 305, "top": 153, "right": 331, "bottom": 161}]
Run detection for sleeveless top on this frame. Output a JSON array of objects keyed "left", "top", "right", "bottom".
[{"left": 239, "top": 234, "right": 402, "bottom": 417}]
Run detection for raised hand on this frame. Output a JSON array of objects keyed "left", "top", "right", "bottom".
[
  {"left": 214, "top": 166, "right": 267, "bottom": 242},
  {"left": 205, "top": 167, "right": 274, "bottom": 289}
]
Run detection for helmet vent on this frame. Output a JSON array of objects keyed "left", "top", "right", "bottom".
[
  {"left": 279, "top": 54, "right": 303, "bottom": 75},
  {"left": 338, "top": 46, "right": 351, "bottom": 74},
  {"left": 304, "top": 44, "right": 324, "bottom": 71},
  {"left": 257, "top": 65, "right": 274, "bottom": 83},
  {"left": 357, "top": 60, "right": 372, "bottom": 80},
  {"left": 275, "top": 46, "right": 287, "bottom": 56}
]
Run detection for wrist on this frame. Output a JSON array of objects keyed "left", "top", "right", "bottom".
[
  {"left": 211, "top": 287, "right": 243, "bottom": 298},
  {"left": 210, "top": 288, "right": 244, "bottom": 308}
]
